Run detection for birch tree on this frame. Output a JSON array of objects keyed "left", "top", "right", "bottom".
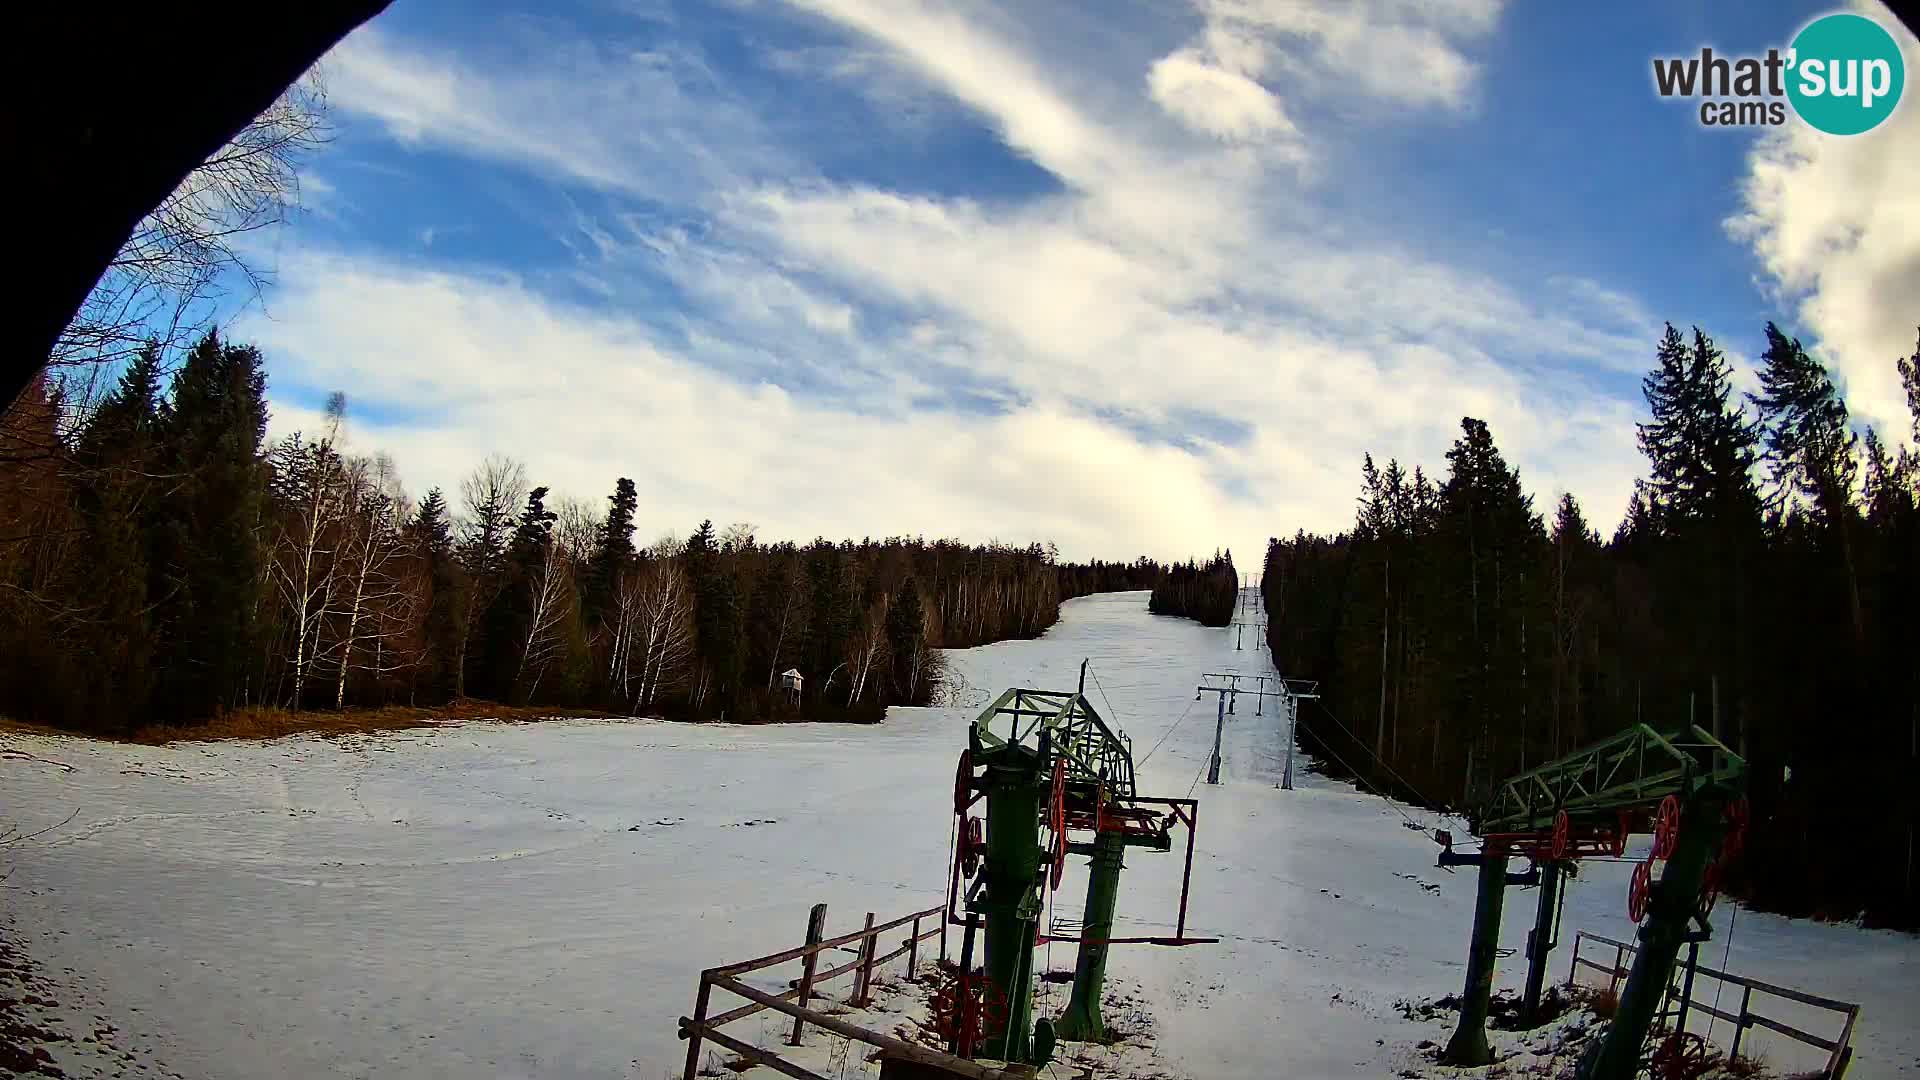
[
  {"left": 632, "top": 552, "right": 696, "bottom": 712},
  {"left": 269, "top": 392, "right": 346, "bottom": 706},
  {"left": 328, "top": 454, "right": 412, "bottom": 709}
]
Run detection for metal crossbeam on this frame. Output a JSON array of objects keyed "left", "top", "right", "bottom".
[
  {"left": 973, "top": 687, "right": 1136, "bottom": 798},
  {"left": 1478, "top": 723, "right": 1744, "bottom": 835}
]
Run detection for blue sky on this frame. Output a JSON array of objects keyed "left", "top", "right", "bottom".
[{"left": 236, "top": 0, "right": 1919, "bottom": 565}]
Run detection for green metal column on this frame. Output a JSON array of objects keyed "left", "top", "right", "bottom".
[
  {"left": 1521, "top": 860, "right": 1563, "bottom": 1026},
  {"left": 1443, "top": 846, "right": 1511, "bottom": 1066},
  {"left": 979, "top": 748, "right": 1044, "bottom": 1063},
  {"left": 1580, "top": 794, "right": 1727, "bottom": 1080},
  {"left": 1054, "top": 827, "right": 1126, "bottom": 1041}
]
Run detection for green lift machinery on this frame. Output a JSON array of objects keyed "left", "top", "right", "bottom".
[
  {"left": 942, "top": 662, "right": 1214, "bottom": 1065},
  {"left": 1434, "top": 724, "right": 1748, "bottom": 1080}
]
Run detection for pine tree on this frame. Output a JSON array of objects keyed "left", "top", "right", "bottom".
[
  {"left": 885, "top": 577, "right": 929, "bottom": 703},
  {"left": 584, "top": 477, "right": 638, "bottom": 627},
  {"left": 1751, "top": 323, "right": 1857, "bottom": 520},
  {"left": 69, "top": 344, "right": 165, "bottom": 722},
  {"left": 148, "top": 330, "right": 271, "bottom": 720},
  {"left": 1637, "top": 325, "right": 1762, "bottom": 528},
  {"left": 406, "top": 487, "right": 466, "bottom": 700}
]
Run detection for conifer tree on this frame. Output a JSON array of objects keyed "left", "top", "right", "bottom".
[{"left": 148, "top": 330, "right": 270, "bottom": 719}]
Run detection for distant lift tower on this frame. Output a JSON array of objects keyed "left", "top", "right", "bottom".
[{"left": 1194, "top": 672, "right": 1318, "bottom": 788}]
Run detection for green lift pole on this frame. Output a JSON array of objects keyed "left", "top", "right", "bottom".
[
  {"left": 1579, "top": 790, "right": 1729, "bottom": 1080},
  {"left": 1520, "top": 860, "right": 1565, "bottom": 1026},
  {"left": 1054, "top": 826, "right": 1125, "bottom": 1040},
  {"left": 1440, "top": 724, "right": 1744, "bottom": 1074},
  {"left": 975, "top": 736, "right": 1047, "bottom": 1064},
  {"left": 1442, "top": 845, "right": 1513, "bottom": 1066}
]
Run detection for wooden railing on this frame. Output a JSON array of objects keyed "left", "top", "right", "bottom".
[
  {"left": 1567, "top": 930, "right": 1861, "bottom": 1079},
  {"left": 679, "top": 901, "right": 1021, "bottom": 1080}
]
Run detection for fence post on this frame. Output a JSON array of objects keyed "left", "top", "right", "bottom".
[
  {"left": 1674, "top": 941, "right": 1700, "bottom": 1033},
  {"left": 907, "top": 914, "right": 922, "bottom": 981},
  {"left": 854, "top": 912, "right": 877, "bottom": 1006},
  {"left": 788, "top": 903, "right": 829, "bottom": 1046},
  {"left": 1729, "top": 985, "right": 1753, "bottom": 1061},
  {"left": 1608, "top": 943, "right": 1625, "bottom": 998},
  {"left": 1566, "top": 934, "right": 1582, "bottom": 988},
  {"left": 683, "top": 975, "right": 713, "bottom": 1080},
  {"left": 939, "top": 909, "right": 949, "bottom": 965}
]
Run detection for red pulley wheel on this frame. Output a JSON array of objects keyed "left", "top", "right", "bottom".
[
  {"left": 1652, "top": 794, "right": 1682, "bottom": 860},
  {"left": 954, "top": 748, "right": 974, "bottom": 816},
  {"left": 1628, "top": 858, "right": 1654, "bottom": 923},
  {"left": 961, "top": 816, "right": 983, "bottom": 879},
  {"left": 1551, "top": 810, "right": 1571, "bottom": 860}
]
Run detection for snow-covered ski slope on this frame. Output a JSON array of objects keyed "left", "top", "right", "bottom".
[{"left": 2, "top": 590, "right": 1915, "bottom": 1079}]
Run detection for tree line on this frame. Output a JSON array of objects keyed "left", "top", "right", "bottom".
[
  {"left": 1147, "top": 552, "right": 1239, "bottom": 626},
  {"left": 1262, "top": 322, "right": 1919, "bottom": 928},
  {"left": 0, "top": 331, "right": 1170, "bottom": 733}
]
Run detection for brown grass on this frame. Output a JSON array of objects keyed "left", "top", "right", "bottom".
[{"left": 5, "top": 701, "right": 620, "bottom": 745}]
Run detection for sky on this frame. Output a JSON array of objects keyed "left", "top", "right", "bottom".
[{"left": 232, "top": 0, "right": 1920, "bottom": 566}]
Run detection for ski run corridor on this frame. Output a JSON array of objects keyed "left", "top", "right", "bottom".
[{"left": 3, "top": 591, "right": 1916, "bottom": 1079}]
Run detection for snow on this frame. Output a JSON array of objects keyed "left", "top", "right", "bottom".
[{"left": 3, "top": 590, "right": 1916, "bottom": 1079}]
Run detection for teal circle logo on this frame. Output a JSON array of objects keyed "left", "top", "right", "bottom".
[{"left": 1787, "top": 13, "right": 1905, "bottom": 135}]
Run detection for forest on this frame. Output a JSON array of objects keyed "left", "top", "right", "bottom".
[
  {"left": 1147, "top": 552, "right": 1240, "bottom": 626},
  {"left": 1263, "top": 322, "right": 1920, "bottom": 928},
  {"left": 0, "top": 332, "right": 1166, "bottom": 733}
]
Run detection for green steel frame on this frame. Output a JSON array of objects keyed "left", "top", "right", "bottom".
[
  {"left": 1479, "top": 723, "right": 1744, "bottom": 833},
  {"left": 955, "top": 668, "right": 1207, "bottom": 1063},
  {"left": 972, "top": 686, "right": 1137, "bottom": 798},
  {"left": 1442, "top": 724, "right": 1745, "bottom": 1080}
]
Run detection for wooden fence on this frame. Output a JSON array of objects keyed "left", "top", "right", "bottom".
[
  {"left": 679, "top": 901, "right": 1022, "bottom": 1080},
  {"left": 1566, "top": 930, "right": 1861, "bottom": 1079}
]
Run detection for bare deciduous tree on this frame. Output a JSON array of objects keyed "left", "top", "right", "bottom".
[
  {"left": 328, "top": 454, "right": 413, "bottom": 709},
  {"left": 515, "top": 534, "right": 573, "bottom": 701},
  {"left": 50, "top": 78, "right": 333, "bottom": 394},
  {"left": 631, "top": 555, "right": 696, "bottom": 713},
  {"left": 268, "top": 392, "right": 346, "bottom": 706},
  {"left": 845, "top": 597, "right": 889, "bottom": 706},
  {"left": 452, "top": 455, "right": 527, "bottom": 698}
]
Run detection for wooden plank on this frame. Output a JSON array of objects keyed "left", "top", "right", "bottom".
[
  {"left": 1574, "top": 934, "right": 1861, "bottom": 1015},
  {"left": 789, "top": 903, "right": 829, "bottom": 1046},
  {"left": 907, "top": 915, "right": 921, "bottom": 981},
  {"left": 680, "top": 1020, "right": 832, "bottom": 1080},
  {"left": 1748, "top": 1012, "right": 1840, "bottom": 1053},
  {"left": 855, "top": 913, "right": 877, "bottom": 1007},
  {"left": 713, "top": 975, "right": 1017, "bottom": 1080},
  {"left": 683, "top": 977, "right": 714, "bottom": 1080},
  {"left": 713, "top": 904, "right": 943, "bottom": 978},
  {"left": 1683, "top": 1000, "right": 1743, "bottom": 1027}
]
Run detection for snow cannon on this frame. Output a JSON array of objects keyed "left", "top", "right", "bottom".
[{"left": 943, "top": 660, "right": 1214, "bottom": 1065}]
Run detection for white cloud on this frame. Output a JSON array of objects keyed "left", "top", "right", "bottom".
[
  {"left": 1726, "top": 1, "right": 1920, "bottom": 444},
  {"left": 1148, "top": 49, "right": 1296, "bottom": 140},
  {"left": 1163, "top": 0, "right": 1505, "bottom": 123},
  {"left": 284, "top": 0, "right": 1673, "bottom": 566}
]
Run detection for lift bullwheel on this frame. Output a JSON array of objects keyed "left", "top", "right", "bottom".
[{"left": 1649, "top": 1031, "right": 1713, "bottom": 1080}]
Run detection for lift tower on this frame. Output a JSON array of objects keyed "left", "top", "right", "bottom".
[
  {"left": 946, "top": 662, "right": 1212, "bottom": 1063},
  {"left": 1432, "top": 724, "right": 1746, "bottom": 1080}
]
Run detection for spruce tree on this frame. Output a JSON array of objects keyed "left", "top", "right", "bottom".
[
  {"left": 885, "top": 577, "right": 928, "bottom": 702},
  {"left": 70, "top": 343, "right": 166, "bottom": 722},
  {"left": 1751, "top": 323, "right": 1857, "bottom": 521},
  {"left": 584, "top": 477, "right": 638, "bottom": 626},
  {"left": 148, "top": 330, "right": 271, "bottom": 720}
]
